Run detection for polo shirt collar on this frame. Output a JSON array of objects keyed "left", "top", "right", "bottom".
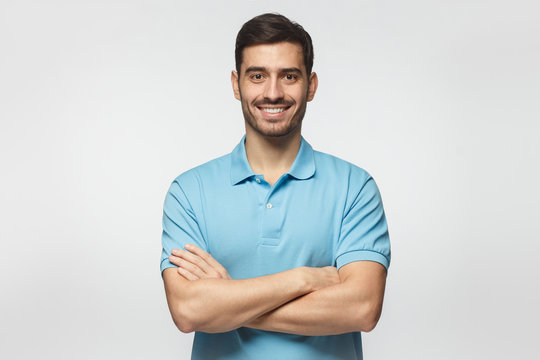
[
  {"left": 287, "top": 137, "right": 316, "bottom": 180},
  {"left": 230, "top": 136, "right": 254, "bottom": 185},
  {"left": 230, "top": 135, "right": 316, "bottom": 185}
]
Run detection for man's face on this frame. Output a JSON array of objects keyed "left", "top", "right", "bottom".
[{"left": 231, "top": 42, "right": 318, "bottom": 138}]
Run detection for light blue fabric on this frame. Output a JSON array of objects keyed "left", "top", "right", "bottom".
[{"left": 161, "top": 136, "right": 391, "bottom": 360}]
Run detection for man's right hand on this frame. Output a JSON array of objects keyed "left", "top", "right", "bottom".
[{"left": 302, "top": 266, "right": 341, "bottom": 292}]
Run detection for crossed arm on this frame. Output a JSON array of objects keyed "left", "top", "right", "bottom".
[{"left": 162, "top": 244, "right": 387, "bottom": 335}]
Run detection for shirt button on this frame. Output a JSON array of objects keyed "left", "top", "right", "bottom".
[
  {"left": 266, "top": 203, "right": 272, "bottom": 209},
  {"left": 256, "top": 178, "right": 261, "bottom": 183}
]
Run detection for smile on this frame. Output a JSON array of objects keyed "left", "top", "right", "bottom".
[
  {"left": 257, "top": 106, "right": 291, "bottom": 114},
  {"left": 262, "top": 108, "right": 285, "bottom": 113}
]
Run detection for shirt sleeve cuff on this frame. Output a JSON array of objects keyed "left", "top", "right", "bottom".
[
  {"left": 335, "top": 250, "right": 390, "bottom": 270},
  {"left": 160, "top": 258, "right": 177, "bottom": 275}
]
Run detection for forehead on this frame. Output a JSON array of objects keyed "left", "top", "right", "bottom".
[{"left": 241, "top": 42, "right": 305, "bottom": 73}]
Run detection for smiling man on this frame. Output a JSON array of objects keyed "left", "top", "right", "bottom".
[{"left": 160, "top": 13, "right": 391, "bottom": 359}]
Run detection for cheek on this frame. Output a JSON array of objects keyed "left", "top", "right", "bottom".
[
  {"left": 242, "top": 92, "right": 259, "bottom": 106},
  {"left": 289, "top": 86, "right": 308, "bottom": 101},
  {"left": 239, "top": 82, "right": 260, "bottom": 97}
]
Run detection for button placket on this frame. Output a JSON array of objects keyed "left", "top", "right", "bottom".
[{"left": 259, "top": 180, "right": 286, "bottom": 246}]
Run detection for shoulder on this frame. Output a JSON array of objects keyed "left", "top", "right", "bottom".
[
  {"left": 169, "top": 153, "right": 231, "bottom": 194},
  {"left": 312, "top": 149, "right": 373, "bottom": 187}
]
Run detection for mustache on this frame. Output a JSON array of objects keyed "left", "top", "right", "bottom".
[{"left": 254, "top": 99, "right": 294, "bottom": 107}]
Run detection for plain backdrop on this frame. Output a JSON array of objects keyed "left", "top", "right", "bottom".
[{"left": 1, "top": 0, "right": 539, "bottom": 359}]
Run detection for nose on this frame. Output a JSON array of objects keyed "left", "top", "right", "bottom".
[{"left": 263, "top": 77, "right": 284, "bottom": 102}]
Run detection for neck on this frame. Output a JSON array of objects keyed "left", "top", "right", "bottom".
[{"left": 244, "top": 128, "right": 302, "bottom": 185}]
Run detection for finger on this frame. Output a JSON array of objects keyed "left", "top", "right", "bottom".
[
  {"left": 169, "top": 255, "right": 207, "bottom": 279},
  {"left": 171, "top": 250, "right": 224, "bottom": 280},
  {"left": 185, "top": 244, "right": 231, "bottom": 279},
  {"left": 172, "top": 249, "right": 214, "bottom": 275},
  {"left": 177, "top": 266, "right": 199, "bottom": 281}
]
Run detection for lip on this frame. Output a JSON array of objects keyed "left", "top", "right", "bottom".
[{"left": 256, "top": 105, "right": 292, "bottom": 119}]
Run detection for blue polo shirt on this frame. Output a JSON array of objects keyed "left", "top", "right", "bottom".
[{"left": 161, "top": 136, "right": 391, "bottom": 360}]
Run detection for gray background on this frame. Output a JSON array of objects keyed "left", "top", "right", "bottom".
[{"left": 1, "top": 0, "right": 539, "bottom": 359}]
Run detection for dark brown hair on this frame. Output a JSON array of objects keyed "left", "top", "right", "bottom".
[{"left": 235, "top": 13, "right": 314, "bottom": 74}]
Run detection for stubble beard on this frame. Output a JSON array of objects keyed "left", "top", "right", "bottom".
[{"left": 240, "top": 91, "right": 308, "bottom": 138}]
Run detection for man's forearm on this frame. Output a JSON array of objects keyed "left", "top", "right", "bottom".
[
  {"left": 163, "top": 266, "right": 339, "bottom": 333},
  {"left": 245, "top": 282, "right": 369, "bottom": 335},
  {"left": 246, "top": 262, "right": 387, "bottom": 336}
]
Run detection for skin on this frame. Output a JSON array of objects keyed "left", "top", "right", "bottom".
[{"left": 162, "top": 41, "right": 387, "bottom": 336}]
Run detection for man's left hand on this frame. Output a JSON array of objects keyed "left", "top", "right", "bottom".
[{"left": 169, "top": 244, "right": 231, "bottom": 280}]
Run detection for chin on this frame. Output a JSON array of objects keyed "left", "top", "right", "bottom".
[{"left": 251, "top": 122, "right": 301, "bottom": 138}]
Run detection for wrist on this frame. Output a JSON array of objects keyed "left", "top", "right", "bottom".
[{"left": 294, "top": 266, "right": 313, "bottom": 293}]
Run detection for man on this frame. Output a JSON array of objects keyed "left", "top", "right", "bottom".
[{"left": 161, "top": 13, "right": 390, "bottom": 359}]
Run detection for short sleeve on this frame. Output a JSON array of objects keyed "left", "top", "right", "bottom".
[
  {"left": 160, "top": 178, "right": 207, "bottom": 274},
  {"left": 335, "top": 174, "right": 391, "bottom": 271}
]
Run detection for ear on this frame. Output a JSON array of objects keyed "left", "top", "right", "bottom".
[
  {"left": 231, "top": 70, "right": 241, "bottom": 100},
  {"left": 307, "top": 72, "right": 318, "bottom": 102}
]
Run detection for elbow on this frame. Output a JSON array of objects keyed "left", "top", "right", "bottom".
[
  {"left": 354, "top": 301, "right": 382, "bottom": 333},
  {"left": 163, "top": 271, "right": 211, "bottom": 333},
  {"left": 169, "top": 297, "right": 203, "bottom": 333},
  {"left": 174, "top": 319, "right": 195, "bottom": 334},
  {"left": 171, "top": 307, "right": 197, "bottom": 333},
  {"left": 358, "top": 317, "right": 378, "bottom": 333},
  {"left": 175, "top": 317, "right": 197, "bottom": 334},
  {"left": 171, "top": 306, "right": 231, "bottom": 334}
]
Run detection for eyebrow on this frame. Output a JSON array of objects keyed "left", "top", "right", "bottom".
[
  {"left": 245, "top": 66, "right": 267, "bottom": 73},
  {"left": 281, "top": 67, "right": 303, "bottom": 75},
  {"left": 244, "top": 66, "right": 303, "bottom": 75}
]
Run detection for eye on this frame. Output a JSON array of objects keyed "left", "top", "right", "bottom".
[
  {"left": 250, "top": 73, "right": 264, "bottom": 81},
  {"left": 284, "top": 73, "right": 297, "bottom": 81}
]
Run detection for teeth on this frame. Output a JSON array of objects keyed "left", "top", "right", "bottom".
[{"left": 262, "top": 108, "right": 284, "bottom": 113}]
